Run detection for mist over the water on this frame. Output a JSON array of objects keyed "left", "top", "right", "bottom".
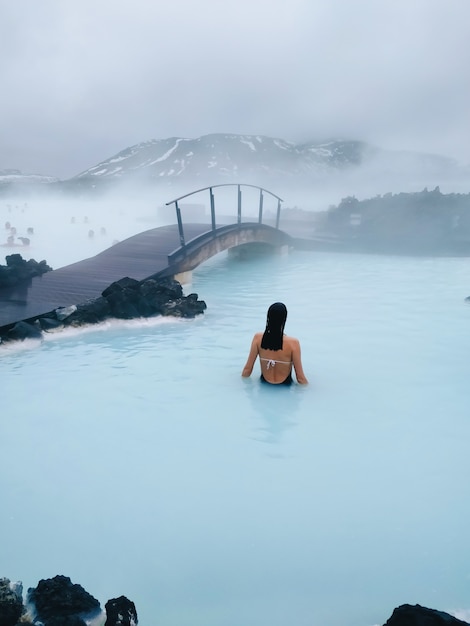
[
  {"left": 0, "top": 189, "right": 175, "bottom": 269},
  {"left": 3, "top": 141, "right": 469, "bottom": 248}
]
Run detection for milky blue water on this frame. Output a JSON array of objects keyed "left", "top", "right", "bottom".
[{"left": 1, "top": 240, "right": 470, "bottom": 626}]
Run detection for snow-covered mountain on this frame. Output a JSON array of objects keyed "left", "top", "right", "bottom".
[
  {"left": 73, "top": 134, "right": 375, "bottom": 184},
  {"left": 70, "top": 134, "right": 467, "bottom": 201},
  {"left": 1, "top": 135, "right": 466, "bottom": 205}
]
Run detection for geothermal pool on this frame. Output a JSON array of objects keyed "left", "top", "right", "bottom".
[{"left": 1, "top": 198, "right": 470, "bottom": 626}]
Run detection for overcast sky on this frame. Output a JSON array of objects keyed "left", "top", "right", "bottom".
[{"left": 1, "top": 0, "right": 470, "bottom": 179}]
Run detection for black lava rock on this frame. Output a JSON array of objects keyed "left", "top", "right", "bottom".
[
  {"left": 27, "top": 575, "right": 101, "bottom": 623},
  {"left": 105, "top": 595, "right": 138, "bottom": 626},
  {"left": 384, "top": 604, "right": 470, "bottom": 626},
  {"left": 0, "top": 578, "right": 24, "bottom": 626}
]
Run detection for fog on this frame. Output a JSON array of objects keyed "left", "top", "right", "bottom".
[
  {"left": 0, "top": 193, "right": 165, "bottom": 269},
  {"left": 0, "top": 184, "right": 280, "bottom": 274},
  {"left": 1, "top": 0, "right": 470, "bottom": 180},
  {"left": 2, "top": 143, "right": 469, "bottom": 271}
]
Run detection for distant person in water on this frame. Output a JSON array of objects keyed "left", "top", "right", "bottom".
[{"left": 242, "top": 302, "right": 308, "bottom": 385}]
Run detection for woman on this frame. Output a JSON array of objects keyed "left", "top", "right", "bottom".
[{"left": 242, "top": 302, "right": 308, "bottom": 385}]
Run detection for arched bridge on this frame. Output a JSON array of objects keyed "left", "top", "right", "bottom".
[
  {"left": 160, "top": 183, "right": 290, "bottom": 280},
  {"left": 0, "top": 184, "right": 295, "bottom": 330}
]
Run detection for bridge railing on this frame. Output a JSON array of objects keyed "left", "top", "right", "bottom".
[{"left": 165, "top": 183, "right": 283, "bottom": 247}]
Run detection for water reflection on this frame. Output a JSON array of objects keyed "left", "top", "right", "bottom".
[{"left": 241, "top": 377, "right": 305, "bottom": 447}]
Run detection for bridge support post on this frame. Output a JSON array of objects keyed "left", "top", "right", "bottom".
[
  {"left": 258, "top": 189, "right": 264, "bottom": 224},
  {"left": 210, "top": 188, "right": 216, "bottom": 231},
  {"left": 275, "top": 199, "right": 281, "bottom": 229},
  {"left": 173, "top": 270, "right": 192, "bottom": 285},
  {"left": 237, "top": 185, "right": 242, "bottom": 224},
  {"left": 175, "top": 201, "right": 185, "bottom": 247}
]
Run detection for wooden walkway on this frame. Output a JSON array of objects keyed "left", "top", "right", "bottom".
[{"left": 0, "top": 223, "right": 209, "bottom": 330}]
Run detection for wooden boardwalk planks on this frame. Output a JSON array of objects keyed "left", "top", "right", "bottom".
[{"left": 0, "top": 223, "right": 210, "bottom": 329}]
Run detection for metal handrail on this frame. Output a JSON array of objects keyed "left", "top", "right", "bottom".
[
  {"left": 165, "top": 183, "right": 283, "bottom": 204},
  {"left": 165, "top": 183, "right": 284, "bottom": 247}
]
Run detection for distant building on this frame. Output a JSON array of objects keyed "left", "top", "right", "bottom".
[{"left": 350, "top": 213, "right": 362, "bottom": 226}]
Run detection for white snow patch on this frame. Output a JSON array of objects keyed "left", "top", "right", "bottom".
[
  {"left": 240, "top": 139, "right": 256, "bottom": 151},
  {"left": 90, "top": 169, "right": 108, "bottom": 176},
  {"left": 274, "top": 140, "right": 288, "bottom": 150},
  {"left": 175, "top": 160, "right": 186, "bottom": 175},
  {"left": 108, "top": 155, "right": 129, "bottom": 164},
  {"left": 148, "top": 139, "right": 184, "bottom": 165},
  {"left": 307, "top": 147, "right": 333, "bottom": 157},
  {"left": 132, "top": 158, "right": 154, "bottom": 169}
]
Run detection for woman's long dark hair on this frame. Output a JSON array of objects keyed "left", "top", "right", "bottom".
[{"left": 261, "top": 302, "right": 287, "bottom": 351}]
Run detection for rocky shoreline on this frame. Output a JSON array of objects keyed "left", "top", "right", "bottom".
[
  {"left": 0, "top": 575, "right": 136, "bottom": 625},
  {"left": 0, "top": 273, "right": 207, "bottom": 345},
  {"left": 1, "top": 574, "right": 469, "bottom": 626}
]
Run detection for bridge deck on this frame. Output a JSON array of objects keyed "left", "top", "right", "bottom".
[{"left": 0, "top": 223, "right": 209, "bottom": 329}]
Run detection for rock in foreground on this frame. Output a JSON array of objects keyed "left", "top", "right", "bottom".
[
  {"left": 27, "top": 575, "right": 101, "bottom": 624},
  {"left": 105, "top": 596, "right": 138, "bottom": 626},
  {"left": 384, "top": 604, "right": 470, "bottom": 626},
  {"left": 0, "top": 578, "right": 23, "bottom": 626},
  {"left": 1, "top": 576, "right": 469, "bottom": 626}
]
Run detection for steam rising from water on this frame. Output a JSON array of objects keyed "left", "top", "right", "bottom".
[{"left": 0, "top": 192, "right": 172, "bottom": 269}]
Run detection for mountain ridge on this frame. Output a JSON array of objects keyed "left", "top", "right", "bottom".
[
  {"left": 1, "top": 134, "right": 467, "bottom": 205},
  {"left": 69, "top": 134, "right": 466, "bottom": 200},
  {"left": 74, "top": 134, "right": 378, "bottom": 183}
]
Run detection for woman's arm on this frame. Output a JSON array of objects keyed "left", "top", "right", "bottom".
[
  {"left": 241, "top": 334, "right": 260, "bottom": 377},
  {"left": 292, "top": 338, "right": 308, "bottom": 384}
]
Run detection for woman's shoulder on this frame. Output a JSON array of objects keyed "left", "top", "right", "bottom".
[{"left": 283, "top": 334, "right": 300, "bottom": 347}]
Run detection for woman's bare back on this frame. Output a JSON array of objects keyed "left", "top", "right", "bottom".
[{"left": 242, "top": 332, "right": 308, "bottom": 385}]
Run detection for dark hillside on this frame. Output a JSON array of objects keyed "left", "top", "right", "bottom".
[{"left": 315, "top": 187, "right": 470, "bottom": 254}]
